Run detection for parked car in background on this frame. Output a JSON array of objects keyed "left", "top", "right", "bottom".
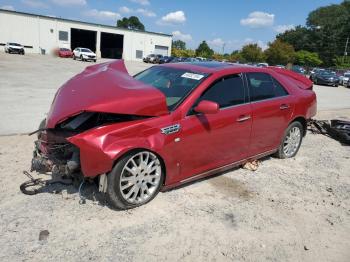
[
  {"left": 31, "top": 60, "right": 316, "bottom": 210},
  {"left": 257, "top": 63, "right": 268, "bottom": 67},
  {"left": 309, "top": 68, "right": 325, "bottom": 81},
  {"left": 56, "top": 48, "right": 73, "bottom": 58},
  {"left": 183, "top": 57, "right": 199, "bottom": 62},
  {"left": 158, "top": 56, "right": 174, "bottom": 64},
  {"left": 4, "top": 42, "right": 25, "bottom": 55},
  {"left": 171, "top": 57, "right": 186, "bottom": 63},
  {"left": 275, "top": 65, "right": 285, "bottom": 69},
  {"left": 340, "top": 72, "right": 350, "bottom": 86},
  {"left": 291, "top": 65, "right": 306, "bottom": 75},
  {"left": 73, "top": 47, "right": 96, "bottom": 62},
  {"left": 143, "top": 54, "right": 156, "bottom": 63},
  {"left": 154, "top": 54, "right": 163, "bottom": 64},
  {"left": 313, "top": 71, "right": 339, "bottom": 86}
]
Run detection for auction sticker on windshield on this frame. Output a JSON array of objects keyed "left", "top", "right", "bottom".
[{"left": 181, "top": 72, "right": 204, "bottom": 80}]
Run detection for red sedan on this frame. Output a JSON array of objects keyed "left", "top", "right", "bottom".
[
  {"left": 31, "top": 60, "right": 317, "bottom": 209},
  {"left": 56, "top": 47, "right": 73, "bottom": 58}
]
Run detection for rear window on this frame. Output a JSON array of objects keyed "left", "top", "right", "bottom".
[{"left": 246, "top": 72, "right": 288, "bottom": 102}]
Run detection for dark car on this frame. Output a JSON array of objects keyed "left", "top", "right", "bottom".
[
  {"left": 30, "top": 61, "right": 316, "bottom": 210},
  {"left": 313, "top": 71, "right": 339, "bottom": 87},
  {"left": 153, "top": 54, "right": 163, "bottom": 64},
  {"left": 291, "top": 65, "right": 306, "bottom": 75},
  {"left": 158, "top": 56, "right": 174, "bottom": 64},
  {"left": 171, "top": 57, "right": 186, "bottom": 63},
  {"left": 309, "top": 68, "right": 325, "bottom": 81}
]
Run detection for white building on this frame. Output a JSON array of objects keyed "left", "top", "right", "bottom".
[{"left": 0, "top": 9, "right": 172, "bottom": 61}]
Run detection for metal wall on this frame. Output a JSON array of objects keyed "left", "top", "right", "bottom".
[{"left": 0, "top": 10, "right": 172, "bottom": 61}]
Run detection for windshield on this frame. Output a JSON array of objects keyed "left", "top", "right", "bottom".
[
  {"left": 320, "top": 72, "right": 335, "bottom": 77},
  {"left": 9, "top": 43, "right": 21, "bottom": 46},
  {"left": 81, "top": 48, "right": 92, "bottom": 53},
  {"left": 60, "top": 48, "right": 70, "bottom": 51},
  {"left": 344, "top": 73, "right": 350, "bottom": 77},
  {"left": 134, "top": 66, "right": 208, "bottom": 110}
]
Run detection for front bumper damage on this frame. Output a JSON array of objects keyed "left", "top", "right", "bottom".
[{"left": 31, "top": 128, "right": 81, "bottom": 177}]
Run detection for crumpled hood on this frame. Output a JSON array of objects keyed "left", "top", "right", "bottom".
[{"left": 46, "top": 60, "right": 168, "bottom": 128}]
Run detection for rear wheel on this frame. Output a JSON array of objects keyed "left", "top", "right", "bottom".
[
  {"left": 276, "top": 122, "right": 303, "bottom": 159},
  {"left": 107, "top": 150, "right": 164, "bottom": 210}
]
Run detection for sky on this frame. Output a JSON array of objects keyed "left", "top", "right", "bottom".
[{"left": 0, "top": 0, "right": 343, "bottom": 53}]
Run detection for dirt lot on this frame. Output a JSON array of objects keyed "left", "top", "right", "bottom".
[{"left": 0, "top": 53, "right": 350, "bottom": 261}]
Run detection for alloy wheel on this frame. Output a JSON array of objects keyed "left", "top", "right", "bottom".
[
  {"left": 283, "top": 127, "right": 301, "bottom": 157},
  {"left": 119, "top": 151, "right": 162, "bottom": 204}
]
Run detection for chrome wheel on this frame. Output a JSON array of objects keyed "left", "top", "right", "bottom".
[
  {"left": 119, "top": 151, "right": 162, "bottom": 204},
  {"left": 283, "top": 127, "right": 301, "bottom": 157}
]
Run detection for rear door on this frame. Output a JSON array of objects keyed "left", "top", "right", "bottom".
[
  {"left": 246, "top": 72, "right": 294, "bottom": 155},
  {"left": 176, "top": 74, "right": 252, "bottom": 180}
]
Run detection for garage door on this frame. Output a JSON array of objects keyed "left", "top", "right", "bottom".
[{"left": 154, "top": 45, "right": 168, "bottom": 56}]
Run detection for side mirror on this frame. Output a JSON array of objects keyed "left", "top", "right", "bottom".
[{"left": 194, "top": 100, "right": 219, "bottom": 114}]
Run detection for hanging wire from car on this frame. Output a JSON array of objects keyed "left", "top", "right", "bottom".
[{"left": 20, "top": 170, "right": 73, "bottom": 195}]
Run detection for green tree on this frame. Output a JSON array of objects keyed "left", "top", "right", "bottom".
[
  {"left": 195, "top": 41, "right": 214, "bottom": 58},
  {"left": 241, "top": 43, "right": 264, "bottom": 62},
  {"left": 172, "top": 40, "right": 186, "bottom": 50},
  {"left": 264, "top": 39, "right": 295, "bottom": 65},
  {"left": 116, "top": 16, "right": 145, "bottom": 31},
  {"left": 229, "top": 50, "right": 245, "bottom": 63},
  {"left": 295, "top": 50, "right": 323, "bottom": 66}
]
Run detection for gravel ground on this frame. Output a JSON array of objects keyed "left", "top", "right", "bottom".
[
  {"left": 1, "top": 52, "right": 350, "bottom": 261},
  {"left": 0, "top": 109, "right": 349, "bottom": 262}
]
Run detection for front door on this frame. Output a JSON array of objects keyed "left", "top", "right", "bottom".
[{"left": 175, "top": 74, "right": 252, "bottom": 180}]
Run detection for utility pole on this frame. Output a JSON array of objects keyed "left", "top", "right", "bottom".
[
  {"left": 343, "top": 36, "right": 349, "bottom": 63},
  {"left": 222, "top": 43, "right": 226, "bottom": 55}
]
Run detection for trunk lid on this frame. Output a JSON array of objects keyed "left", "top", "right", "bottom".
[{"left": 46, "top": 60, "right": 168, "bottom": 128}]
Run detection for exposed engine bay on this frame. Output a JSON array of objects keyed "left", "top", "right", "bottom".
[{"left": 31, "top": 112, "right": 150, "bottom": 177}]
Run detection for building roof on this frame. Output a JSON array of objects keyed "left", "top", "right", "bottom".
[{"left": 0, "top": 9, "right": 172, "bottom": 37}]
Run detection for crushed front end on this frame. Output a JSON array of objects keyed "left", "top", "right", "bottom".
[{"left": 31, "top": 122, "right": 81, "bottom": 177}]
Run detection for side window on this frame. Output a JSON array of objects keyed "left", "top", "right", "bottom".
[
  {"left": 246, "top": 73, "right": 275, "bottom": 102},
  {"left": 197, "top": 74, "right": 245, "bottom": 108},
  {"left": 272, "top": 77, "right": 289, "bottom": 97}
]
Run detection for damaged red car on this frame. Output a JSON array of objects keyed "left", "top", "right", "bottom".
[{"left": 31, "top": 60, "right": 316, "bottom": 209}]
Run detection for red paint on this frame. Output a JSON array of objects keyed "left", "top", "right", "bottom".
[
  {"left": 47, "top": 60, "right": 317, "bottom": 188},
  {"left": 56, "top": 49, "right": 73, "bottom": 58}
]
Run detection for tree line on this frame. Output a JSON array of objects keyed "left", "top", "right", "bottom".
[{"left": 171, "top": 1, "right": 350, "bottom": 68}]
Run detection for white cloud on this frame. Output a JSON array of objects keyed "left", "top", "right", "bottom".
[
  {"left": 118, "top": 6, "right": 156, "bottom": 17},
  {"left": 129, "top": 0, "right": 149, "bottom": 6},
  {"left": 1, "top": 5, "right": 15, "bottom": 10},
  {"left": 51, "top": 0, "right": 86, "bottom": 6},
  {"left": 22, "top": 0, "right": 49, "bottom": 8},
  {"left": 240, "top": 11, "right": 274, "bottom": 28},
  {"left": 158, "top": 10, "right": 186, "bottom": 25},
  {"left": 119, "top": 6, "right": 132, "bottom": 13},
  {"left": 172, "top": 30, "right": 192, "bottom": 41},
  {"left": 274, "top": 24, "right": 295, "bottom": 33},
  {"left": 83, "top": 9, "right": 121, "bottom": 21},
  {"left": 136, "top": 8, "right": 156, "bottom": 17},
  {"left": 208, "top": 38, "right": 225, "bottom": 47}
]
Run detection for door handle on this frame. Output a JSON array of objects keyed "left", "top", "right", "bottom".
[
  {"left": 280, "top": 104, "right": 290, "bottom": 110},
  {"left": 236, "top": 115, "right": 251, "bottom": 122}
]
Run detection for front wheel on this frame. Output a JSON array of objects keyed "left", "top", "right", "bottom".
[
  {"left": 73, "top": 54, "right": 76, "bottom": 60},
  {"left": 275, "top": 122, "right": 303, "bottom": 159},
  {"left": 107, "top": 150, "right": 164, "bottom": 210}
]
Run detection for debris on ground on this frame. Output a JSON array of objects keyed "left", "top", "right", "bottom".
[
  {"left": 242, "top": 160, "right": 260, "bottom": 171},
  {"left": 308, "top": 119, "right": 350, "bottom": 145},
  {"left": 39, "top": 230, "right": 49, "bottom": 241}
]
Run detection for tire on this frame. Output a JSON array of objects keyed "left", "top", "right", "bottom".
[
  {"left": 73, "top": 54, "right": 76, "bottom": 60},
  {"left": 93, "top": 59, "right": 96, "bottom": 63},
  {"left": 107, "top": 150, "right": 164, "bottom": 210},
  {"left": 80, "top": 55, "right": 84, "bottom": 61},
  {"left": 275, "top": 121, "right": 303, "bottom": 159}
]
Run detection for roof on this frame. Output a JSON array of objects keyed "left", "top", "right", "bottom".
[
  {"left": 0, "top": 9, "right": 172, "bottom": 37},
  {"left": 162, "top": 61, "right": 252, "bottom": 73}
]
